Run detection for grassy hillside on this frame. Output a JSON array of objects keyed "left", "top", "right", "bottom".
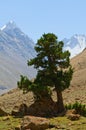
[{"left": 0, "top": 49, "right": 86, "bottom": 129}]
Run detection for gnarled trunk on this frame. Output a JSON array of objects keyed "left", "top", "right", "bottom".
[{"left": 55, "top": 89, "right": 65, "bottom": 113}]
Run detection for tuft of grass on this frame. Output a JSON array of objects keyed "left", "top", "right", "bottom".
[{"left": 0, "top": 116, "right": 21, "bottom": 130}]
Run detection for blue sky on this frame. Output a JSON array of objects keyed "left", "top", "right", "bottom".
[{"left": 0, "top": 0, "right": 86, "bottom": 42}]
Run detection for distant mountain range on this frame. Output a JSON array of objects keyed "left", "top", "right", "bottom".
[
  {"left": 0, "top": 21, "right": 36, "bottom": 94},
  {"left": 63, "top": 34, "right": 86, "bottom": 57},
  {"left": 0, "top": 21, "right": 86, "bottom": 94}
]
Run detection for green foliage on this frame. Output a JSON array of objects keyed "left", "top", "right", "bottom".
[
  {"left": 17, "top": 75, "right": 32, "bottom": 93},
  {"left": 17, "top": 75, "right": 51, "bottom": 100},
  {"left": 65, "top": 103, "right": 73, "bottom": 109},
  {"left": 28, "top": 33, "right": 73, "bottom": 92},
  {"left": 65, "top": 102, "right": 86, "bottom": 117},
  {"left": 30, "top": 83, "right": 52, "bottom": 100}
]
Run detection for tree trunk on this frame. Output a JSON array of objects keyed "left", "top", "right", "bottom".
[{"left": 56, "top": 89, "right": 65, "bottom": 113}]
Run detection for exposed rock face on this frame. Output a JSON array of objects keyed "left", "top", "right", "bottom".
[{"left": 21, "top": 116, "right": 50, "bottom": 130}]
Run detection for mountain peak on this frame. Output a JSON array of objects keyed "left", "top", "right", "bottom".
[
  {"left": 1, "top": 21, "right": 17, "bottom": 31},
  {"left": 9, "top": 20, "right": 14, "bottom": 24},
  {"left": 0, "top": 21, "right": 25, "bottom": 39},
  {"left": 7, "top": 20, "right": 16, "bottom": 25},
  {"left": 5, "top": 21, "right": 17, "bottom": 30}
]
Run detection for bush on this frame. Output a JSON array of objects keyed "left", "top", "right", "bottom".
[
  {"left": 65, "top": 102, "right": 86, "bottom": 117},
  {"left": 17, "top": 75, "right": 32, "bottom": 93}
]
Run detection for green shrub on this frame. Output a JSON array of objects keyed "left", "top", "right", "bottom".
[
  {"left": 17, "top": 75, "right": 32, "bottom": 93},
  {"left": 65, "top": 102, "right": 86, "bottom": 117}
]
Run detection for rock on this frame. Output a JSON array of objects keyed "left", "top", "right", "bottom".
[
  {"left": 66, "top": 109, "right": 80, "bottom": 121},
  {"left": 66, "top": 109, "right": 77, "bottom": 115},
  {"left": 2, "top": 116, "right": 10, "bottom": 121},
  {"left": 11, "top": 103, "right": 28, "bottom": 117},
  {"left": 67, "top": 113, "right": 80, "bottom": 121},
  {"left": 15, "top": 125, "right": 21, "bottom": 130},
  {"left": 21, "top": 116, "right": 50, "bottom": 130},
  {"left": 0, "top": 108, "right": 8, "bottom": 116}
]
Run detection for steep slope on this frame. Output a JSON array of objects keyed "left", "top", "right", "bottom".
[
  {"left": 0, "top": 21, "right": 36, "bottom": 94},
  {"left": 70, "top": 48, "right": 86, "bottom": 87},
  {"left": 63, "top": 34, "right": 86, "bottom": 57},
  {"left": 62, "top": 49, "right": 86, "bottom": 104}
]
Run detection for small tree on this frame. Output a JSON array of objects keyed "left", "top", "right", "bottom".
[{"left": 18, "top": 33, "right": 73, "bottom": 113}]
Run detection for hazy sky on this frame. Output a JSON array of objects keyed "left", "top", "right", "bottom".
[{"left": 0, "top": 0, "right": 86, "bottom": 42}]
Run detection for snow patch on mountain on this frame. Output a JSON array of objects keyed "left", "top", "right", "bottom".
[
  {"left": 1, "top": 25, "right": 7, "bottom": 31},
  {"left": 63, "top": 34, "right": 86, "bottom": 57}
]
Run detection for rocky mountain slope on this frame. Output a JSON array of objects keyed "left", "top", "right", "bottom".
[{"left": 0, "top": 21, "right": 36, "bottom": 94}]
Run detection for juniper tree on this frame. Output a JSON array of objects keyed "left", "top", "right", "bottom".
[{"left": 18, "top": 33, "right": 73, "bottom": 113}]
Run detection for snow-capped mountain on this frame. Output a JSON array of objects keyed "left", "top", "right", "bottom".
[
  {"left": 0, "top": 21, "right": 36, "bottom": 94},
  {"left": 0, "top": 21, "right": 35, "bottom": 58},
  {"left": 63, "top": 34, "right": 86, "bottom": 57}
]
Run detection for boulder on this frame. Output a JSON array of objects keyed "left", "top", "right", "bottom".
[
  {"left": 0, "top": 107, "right": 8, "bottom": 116},
  {"left": 67, "top": 114, "right": 80, "bottom": 121},
  {"left": 15, "top": 125, "right": 21, "bottom": 130},
  {"left": 11, "top": 103, "right": 28, "bottom": 117},
  {"left": 66, "top": 109, "right": 80, "bottom": 121},
  {"left": 21, "top": 116, "right": 50, "bottom": 130},
  {"left": 66, "top": 109, "right": 77, "bottom": 115}
]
